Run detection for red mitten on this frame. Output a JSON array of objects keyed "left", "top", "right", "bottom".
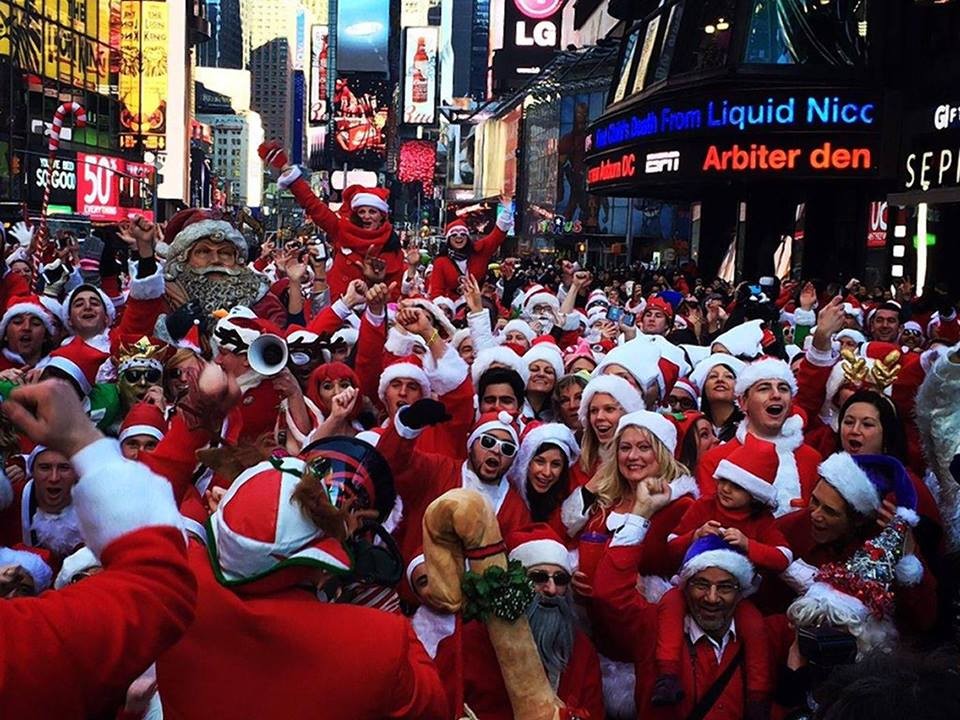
[{"left": 258, "top": 140, "right": 290, "bottom": 171}]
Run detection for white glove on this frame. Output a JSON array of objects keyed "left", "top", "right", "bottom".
[{"left": 10, "top": 221, "right": 34, "bottom": 248}]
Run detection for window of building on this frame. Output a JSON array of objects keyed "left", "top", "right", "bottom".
[
  {"left": 672, "top": 0, "right": 737, "bottom": 74},
  {"left": 743, "top": 0, "right": 870, "bottom": 66}
]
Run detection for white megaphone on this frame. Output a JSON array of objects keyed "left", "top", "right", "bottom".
[{"left": 248, "top": 333, "right": 289, "bottom": 377}]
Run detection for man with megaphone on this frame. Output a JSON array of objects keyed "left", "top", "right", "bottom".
[{"left": 209, "top": 307, "right": 318, "bottom": 454}]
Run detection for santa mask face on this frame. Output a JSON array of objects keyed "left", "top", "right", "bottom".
[
  {"left": 32, "top": 449, "right": 78, "bottom": 514},
  {"left": 187, "top": 238, "right": 242, "bottom": 278}
]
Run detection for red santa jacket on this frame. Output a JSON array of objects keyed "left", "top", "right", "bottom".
[
  {"left": 410, "top": 607, "right": 463, "bottom": 718},
  {"left": 697, "top": 419, "right": 822, "bottom": 516},
  {"left": 461, "top": 618, "right": 605, "bottom": 720},
  {"left": 593, "top": 542, "right": 771, "bottom": 720},
  {"left": 287, "top": 178, "right": 404, "bottom": 300},
  {"left": 427, "top": 227, "right": 507, "bottom": 300},
  {"left": 156, "top": 541, "right": 448, "bottom": 720},
  {"left": 0, "top": 527, "right": 195, "bottom": 719},
  {"left": 375, "top": 416, "right": 532, "bottom": 564},
  {"left": 793, "top": 352, "right": 841, "bottom": 459}
]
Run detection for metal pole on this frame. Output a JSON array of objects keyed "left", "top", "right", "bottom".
[{"left": 624, "top": 197, "right": 635, "bottom": 265}]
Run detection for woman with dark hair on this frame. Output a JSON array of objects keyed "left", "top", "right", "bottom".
[
  {"left": 690, "top": 354, "right": 746, "bottom": 442},
  {"left": 672, "top": 411, "right": 719, "bottom": 476},
  {"left": 839, "top": 389, "right": 943, "bottom": 559},
  {"left": 508, "top": 423, "right": 580, "bottom": 540}
]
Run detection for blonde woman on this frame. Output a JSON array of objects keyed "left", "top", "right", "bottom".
[
  {"left": 561, "top": 411, "right": 699, "bottom": 597},
  {"left": 571, "top": 375, "right": 643, "bottom": 490}
]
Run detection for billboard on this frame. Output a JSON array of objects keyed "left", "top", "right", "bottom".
[
  {"left": 492, "top": 0, "right": 563, "bottom": 94},
  {"left": 26, "top": 149, "right": 78, "bottom": 211},
  {"left": 336, "top": 0, "right": 388, "bottom": 73},
  {"left": 309, "top": 25, "right": 329, "bottom": 124},
  {"left": 332, "top": 74, "right": 389, "bottom": 165},
  {"left": 76, "top": 152, "right": 155, "bottom": 222},
  {"left": 118, "top": 0, "right": 168, "bottom": 151},
  {"left": 403, "top": 27, "right": 438, "bottom": 125}
]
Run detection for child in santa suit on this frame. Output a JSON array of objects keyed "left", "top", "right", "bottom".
[{"left": 654, "top": 435, "right": 791, "bottom": 707}]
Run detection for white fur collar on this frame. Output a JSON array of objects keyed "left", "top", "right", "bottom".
[
  {"left": 2, "top": 348, "right": 26, "bottom": 366},
  {"left": 735, "top": 415, "right": 805, "bottom": 451},
  {"left": 669, "top": 474, "right": 700, "bottom": 501},
  {"left": 411, "top": 605, "right": 457, "bottom": 658},
  {"left": 461, "top": 461, "right": 510, "bottom": 514},
  {"left": 735, "top": 416, "right": 804, "bottom": 516}
]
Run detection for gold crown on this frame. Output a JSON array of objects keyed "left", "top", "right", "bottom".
[{"left": 118, "top": 336, "right": 165, "bottom": 367}]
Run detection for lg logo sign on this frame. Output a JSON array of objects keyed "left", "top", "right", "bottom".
[{"left": 514, "top": 0, "right": 561, "bottom": 48}]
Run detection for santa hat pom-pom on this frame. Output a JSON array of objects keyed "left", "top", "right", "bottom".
[
  {"left": 497, "top": 410, "right": 513, "bottom": 425},
  {"left": 894, "top": 554, "right": 923, "bottom": 586}
]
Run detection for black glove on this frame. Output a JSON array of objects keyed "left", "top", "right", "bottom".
[
  {"left": 165, "top": 300, "right": 208, "bottom": 342},
  {"left": 650, "top": 674, "right": 684, "bottom": 706},
  {"left": 399, "top": 399, "right": 451, "bottom": 430}
]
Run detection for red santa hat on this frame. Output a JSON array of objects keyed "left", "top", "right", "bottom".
[
  {"left": 522, "top": 285, "right": 560, "bottom": 315},
  {"left": 842, "top": 296, "right": 864, "bottom": 324},
  {"left": 345, "top": 185, "right": 390, "bottom": 214},
  {"left": 577, "top": 374, "right": 643, "bottom": 428},
  {"left": 119, "top": 402, "right": 168, "bottom": 444},
  {"left": 670, "top": 411, "right": 706, "bottom": 460},
  {"left": 207, "top": 456, "right": 352, "bottom": 586},
  {"left": 508, "top": 422, "right": 580, "bottom": 504},
  {"left": 734, "top": 356, "right": 798, "bottom": 397},
  {"left": 471, "top": 345, "right": 530, "bottom": 386},
  {"left": 0, "top": 294, "right": 56, "bottom": 339},
  {"left": 615, "top": 410, "right": 678, "bottom": 454},
  {"left": 501, "top": 318, "right": 535, "bottom": 344},
  {"left": 444, "top": 219, "right": 470, "bottom": 237},
  {"left": 714, "top": 434, "right": 781, "bottom": 508},
  {"left": 0, "top": 544, "right": 54, "bottom": 591},
  {"left": 562, "top": 338, "right": 597, "bottom": 373},
  {"left": 179, "top": 319, "right": 203, "bottom": 354},
  {"left": 522, "top": 341, "right": 564, "bottom": 381},
  {"left": 42, "top": 337, "right": 110, "bottom": 395},
  {"left": 164, "top": 208, "right": 248, "bottom": 263},
  {"left": 378, "top": 354, "right": 431, "bottom": 403},
  {"left": 451, "top": 328, "right": 472, "bottom": 351},
  {"left": 835, "top": 328, "right": 866, "bottom": 347},
  {"left": 643, "top": 296, "right": 674, "bottom": 320},
  {"left": 677, "top": 535, "right": 759, "bottom": 597},
  {"left": 817, "top": 453, "right": 919, "bottom": 524},
  {"left": 62, "top": 283, "right": 117, "bottom": 331},
  {"left": 585, "top": 289, "right": 609, "bottom": 310},
  {"left": 672, "top": 377, "right": 700, "bottom": 404},
  {"left": 712, "top": 319, "right": 765, "bottom": 359},
  {"left": 467, "top": 410, "right": 520, "bottom": 451},
  {"left": 506, "top": 523, "right": 572, "bottom": 574},
  {"left": 655, "top": 356, "right": 681, "bottom": 400}
]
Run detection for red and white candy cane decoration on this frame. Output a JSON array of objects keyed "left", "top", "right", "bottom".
[{"left": 32, "top": 101, "right": 87, "bottom": 290}]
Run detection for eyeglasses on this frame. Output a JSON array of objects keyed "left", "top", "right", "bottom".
[
  {"left": 478, "top": 433, "right": 517, "bottom": 457},
  {"left": 528, "top": 570, "right": 571, "bottom": 586},
  {"left": 122, "top": 368, "right": 162, "bottom": 384},
  {"left": 687, "top": 578, "right": 741, "bottom": 597}
]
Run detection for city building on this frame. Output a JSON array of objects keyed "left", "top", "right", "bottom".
[
  {"left": 247, "top": 0, "right": 300, "bottom": 145},
  {"left": 198, "top": 0, "right": 246, "bottom": 69}
]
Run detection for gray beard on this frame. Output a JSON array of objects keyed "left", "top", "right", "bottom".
[
  {"left": 32, "top": 505, "right": 85, "bottom": 557},
  {"left": 527, "top": 591, "right": 576, "bottom": 686},
  {"left": 175, "top": 268, "right": 266, "bottom": 316}
]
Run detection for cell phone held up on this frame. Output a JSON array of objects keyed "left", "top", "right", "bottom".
[{"left": 606, "top": 306, "right": 623, "bottom": 323}]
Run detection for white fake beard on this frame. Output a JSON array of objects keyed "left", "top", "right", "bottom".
[
  {"left": 532, "top": 315, "right": 555, "bottom": 335},
  {"left": 31, "top": 505, "right": 85, "bottom": 557}
]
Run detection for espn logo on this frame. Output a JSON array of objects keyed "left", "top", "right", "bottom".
[{"left": 645, "top": 151, "right": 680, "bottom": 174}]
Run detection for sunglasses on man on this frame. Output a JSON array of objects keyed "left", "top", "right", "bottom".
[
  {"left": 478, "top": 433, "right": 517, "bottom": 457},
  {"left": 122, "top": 368, "right": 162, "bottom": 384},
  {"left": 528, "top": 570, "right": 572, "bottom": 586}
]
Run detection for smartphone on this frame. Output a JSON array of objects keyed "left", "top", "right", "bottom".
[
  {"left": 606, "top": 306, "right": 623, "bottom": 323},
  {"left": 621, "top": 312, "right": 636, "bottom": 327}
]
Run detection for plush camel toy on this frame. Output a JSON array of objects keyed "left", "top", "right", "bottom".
[{"left": 422, "top": 488, "right": 587, "bottom": 720}]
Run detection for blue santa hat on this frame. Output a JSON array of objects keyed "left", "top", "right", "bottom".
[
  {"left": 818, "top": 453, "right": 919, "bottom": 526},
  {"left": 675, "top": 535, "right": 759, "bottom": 597}
]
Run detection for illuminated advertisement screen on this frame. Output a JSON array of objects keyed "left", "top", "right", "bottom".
[
  {"left": 336, "top": 0, "right": 388, "bottom": 74},
  {"left": 118, "top": 0, "right": 168, "bottom": 151},
  {"left": 585, "top": 88, "right": 885, "bottom": 190},
  {"left": 76, "top": 152, "right": 155, "bottom": 222},
  {"left": 309, "top": 25, "right": 329, "bottom": 124},
  {"left": 402, "top": 27, "right": 438, "bottom": 126},
  {"left": 332, "top": 74, "right": 389, "bottom": 165},
  {"left": 0, "top": 0, "right": 111, "bottom": 92}
]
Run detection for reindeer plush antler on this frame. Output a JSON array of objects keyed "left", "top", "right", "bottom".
[
  {"left": 840, "top": 348, "right": 902, "bottom": 394},
  {"left": 423, "top": 489, "right": 576, "bottom": 720}
]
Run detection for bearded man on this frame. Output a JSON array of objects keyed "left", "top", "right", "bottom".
[
  {"left": 461, "top": 523, "right": 605, "bottom": 720},
  {"left": 162, "top": 209, "right": 286, "bottom": 327}
]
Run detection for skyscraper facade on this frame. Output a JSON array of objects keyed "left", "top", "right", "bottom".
[{"left": 198, "top": 0, "right": 245, "bottom": 69}]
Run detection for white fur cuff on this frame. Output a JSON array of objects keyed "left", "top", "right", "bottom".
[
  {"left": 277, "top": 165, "right": 304, "bottom": 190},
  {"left": 127, "top": 259, "right": 166, "bottom": 300},
  {"left": 393, "top": 410, "right": 424, "bottom": 441},
  {"left": 424, "top": 344, "right": 469, "bottom": 397},
  {"left": 894, "top": 554, "right": 924, "bottom": 586},
  {"left": 70, "top": 438, "right": 185, "bottom": 556},
  {"left": 793, "top": 307, "right": 816, "bottom": 326}
]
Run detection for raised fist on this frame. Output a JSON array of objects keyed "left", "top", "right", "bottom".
[{"left": 258, "top": 140, "right": 290, "bottom": 172}]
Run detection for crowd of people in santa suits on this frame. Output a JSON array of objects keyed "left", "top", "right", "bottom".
[{"left": 1, "top": 137, "right": 959, "bottom": 719}]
